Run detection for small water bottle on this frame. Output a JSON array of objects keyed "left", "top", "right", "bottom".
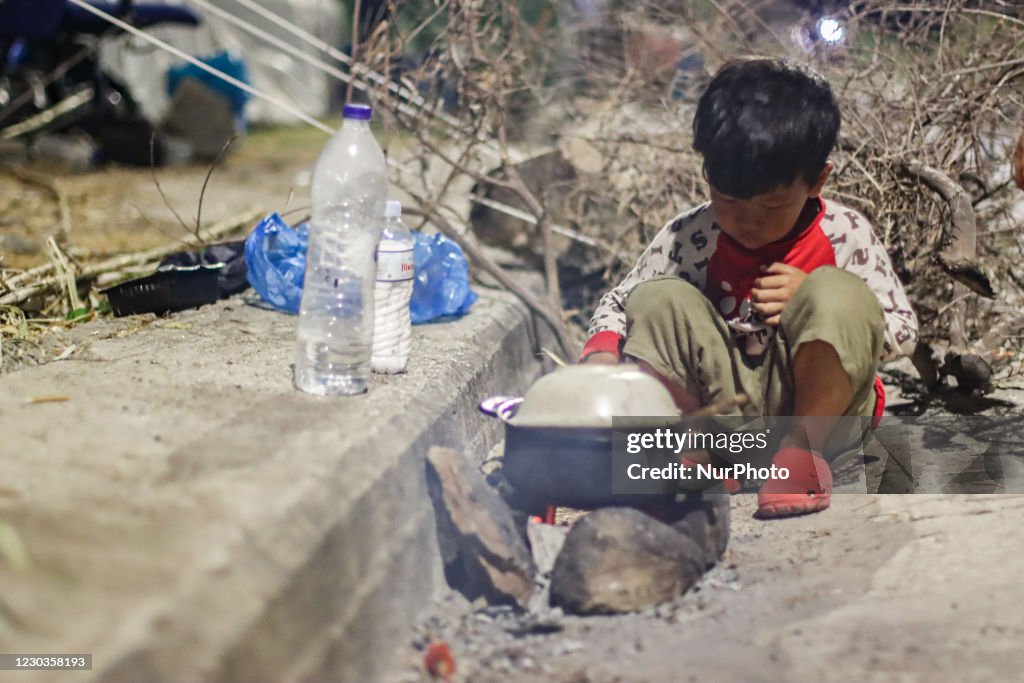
[
  {"left": 372, "top": 201, "right": 415, "bottom": 374},
  {"left": 294, "top": 104, "right": 388, "bottom": 396}
]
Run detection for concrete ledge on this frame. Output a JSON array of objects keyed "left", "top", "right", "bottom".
[{"left": 0, "top": 284, "right": 545, "bottom": 682}]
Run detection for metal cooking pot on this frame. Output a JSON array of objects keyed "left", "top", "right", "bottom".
[{"left": 480, "top": 365, "right": 681, "bottom": 509}]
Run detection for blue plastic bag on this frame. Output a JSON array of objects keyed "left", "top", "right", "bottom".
[
  {"left": 244, "top": 213, "right": 308, "bottom": 314},
  {"left": 410, "top": 232, "right": 477, "bottom": 324},
  {"left": 244, "top": 219, "right": 476, "bottom": 321}
]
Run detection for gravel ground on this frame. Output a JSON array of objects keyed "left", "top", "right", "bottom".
[{"left": 397, "top": 379, "right": 1024, "bottom": 683}]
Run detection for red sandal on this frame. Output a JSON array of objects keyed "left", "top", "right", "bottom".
[{"left": 757, "top": 447, "right": 832, "bottom": 518}]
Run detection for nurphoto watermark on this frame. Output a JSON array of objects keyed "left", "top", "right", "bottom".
[{"left": 610, "top": 415, "right": 1024, "bottom": 496}]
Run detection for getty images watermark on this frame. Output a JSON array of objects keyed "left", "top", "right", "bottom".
[
  {"left": 610, "top": 415, "right": 1024, "bottom": 496},
  {"left": 623, "top": 426, "right": 788, "bottom": 483},
  {"left": 611, "top": 417, "right": 785, "bottom": 495}
]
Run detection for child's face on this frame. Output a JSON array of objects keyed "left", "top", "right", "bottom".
[{"left": 707, "top": 164, "right": 831, "bottom": 249}]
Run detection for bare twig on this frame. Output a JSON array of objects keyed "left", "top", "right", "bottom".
[
  {"left": 7, "top": 167, "right": 71, "bottom": 238},
  {"left": 149, "top": 134, "right": 192, "bottom": 235},
  {"left": 194, "top": 135, "right": 239, "bottom": 243}
]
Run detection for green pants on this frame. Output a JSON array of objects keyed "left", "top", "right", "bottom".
[{"left": 622, "top": 267, "right": 883, "bottom": 457}]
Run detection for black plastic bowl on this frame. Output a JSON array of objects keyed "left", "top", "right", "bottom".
[{"left": 102, "top": 264, "right": 222, "bottom": 316}]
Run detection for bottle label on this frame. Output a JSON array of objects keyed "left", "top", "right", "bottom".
[{"left": 376, "top": 247, "right": 414, "bottom": 282}]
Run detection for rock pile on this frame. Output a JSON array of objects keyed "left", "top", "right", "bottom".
[{"left": 426, "top": 447, "right": 730, "bottom": 616}]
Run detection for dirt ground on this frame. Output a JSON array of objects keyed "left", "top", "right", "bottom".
[
  {"left": 397, "top": 375, "right": 1024, "bottom": 683},
  {"left": 399, "top": 489, "right": 1024, "bottom": 683},
  {"left": 0, "top": 124, "right": 327, "bottom": 273}
]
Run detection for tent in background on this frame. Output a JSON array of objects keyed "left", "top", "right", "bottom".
[{"left": 100, "top": 0, "right": 342, "bottom": 126}]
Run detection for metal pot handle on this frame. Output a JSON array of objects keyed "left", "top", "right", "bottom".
[{"left": 478, "top": 395, "right": 522, "bottom": 422}]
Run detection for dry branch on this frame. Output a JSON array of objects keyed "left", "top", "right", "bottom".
[
  {"left": 1014, "top": 126, "right": 1024, "bottom": 191},
  {"left": 362, "top": 0, "right": 1023, "bottom": 383},
  {"left": 901, "top": 160, "right": 994, "bottom": 298},
  {"left": 403, "top": 204, "right": 578, "bottom": 358}
]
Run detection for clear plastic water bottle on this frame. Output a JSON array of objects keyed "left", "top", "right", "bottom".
[
  {"left": 294, "top": 104, "right": 388, "bottom": 396},
  {"left": 372, "top": 201, "right": 415, "bottom": 374}
]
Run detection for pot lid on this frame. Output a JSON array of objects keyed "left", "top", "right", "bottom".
[{"left": 510, "top": 364, "right": 681, "bottom": 428}]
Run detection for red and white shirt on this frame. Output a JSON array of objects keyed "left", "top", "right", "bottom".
[{"left": 583, "top": 198, "right": 918, "bottom": 361}]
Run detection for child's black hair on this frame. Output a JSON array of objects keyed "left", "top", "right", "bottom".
[{"left": 692, "top": 58, "right": 840, "bottom": 199}]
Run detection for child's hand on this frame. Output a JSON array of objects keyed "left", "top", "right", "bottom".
[{"left": 751, "top": 262, "right": 807, "bottom": 326}]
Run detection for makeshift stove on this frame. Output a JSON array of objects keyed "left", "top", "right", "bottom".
[{"left": 426, "top": 365, "right": 732, "bottom": 617}]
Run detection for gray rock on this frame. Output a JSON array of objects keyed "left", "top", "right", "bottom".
[
  {"left": 550, "top": 507, "right": 705, "bottom": 615},
  {"left": 426, "top": 447, "right": 537, "bottom": 609},
  {"left": 944, "top": 352, "right": 994, "bottom": 394},
  {"left": 667, "top": 494, "right": 731, "bottom": 569}
]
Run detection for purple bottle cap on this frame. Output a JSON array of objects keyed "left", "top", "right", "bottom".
[{"left": 342, "top": 104, "right": 373, "bottom": 121}]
